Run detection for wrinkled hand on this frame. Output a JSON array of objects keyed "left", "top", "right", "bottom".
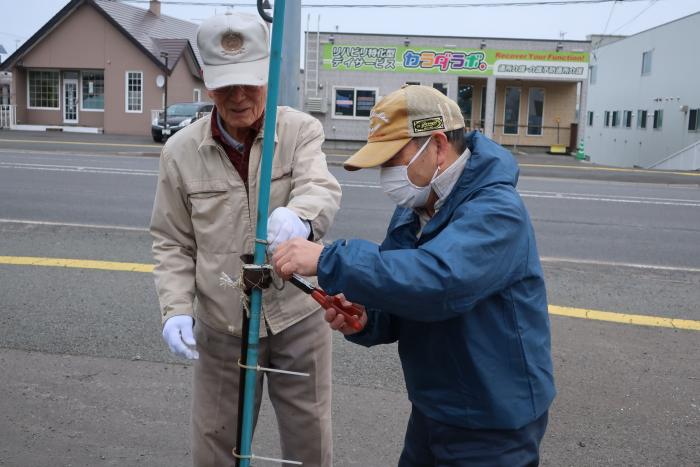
[
  {"left": 324, "top": 293, "right": 367, "bottom": 335},
  {"left": 272, "top": 237, "right": 324, "bottom": 279},
  {"left": 162, "top": 315, "right": 199, "bottom": 360},
  {"left": 267, "top": 207, "right": 311, "bottom": 253}
]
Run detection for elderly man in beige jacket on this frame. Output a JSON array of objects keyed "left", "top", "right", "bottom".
[{"left": 150, "top": 11, "right": 341, "bottom": 467}]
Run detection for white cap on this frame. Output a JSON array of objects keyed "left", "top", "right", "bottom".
[{"left": 196, "top": 11, "right": 270, "bottom": 89}]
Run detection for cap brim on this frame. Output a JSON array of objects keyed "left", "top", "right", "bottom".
[
  {"left": 343, "top": 138, "right": 412, "bottom": 171},
  {"left": 203, "top": 58, "right": 269, "bottom": 89}
]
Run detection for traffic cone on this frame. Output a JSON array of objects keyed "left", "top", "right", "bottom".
[{"left": 576, "top": 139, "right": 586, "bottom": 160}]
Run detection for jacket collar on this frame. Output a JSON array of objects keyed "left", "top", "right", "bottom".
[
  {"left": 198, "top": 108, "right": 279, "bottom": 153},
  {"left": 408, "top": 131, "right": 520, "bottom": 242}
]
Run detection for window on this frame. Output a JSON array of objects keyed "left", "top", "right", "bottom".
[
  {"left": 333, "top": 87, "right": 377, "bottom": 118},
  {"left": 527, "top": 88, "right": 544, "bottom": 136},
  {"left": 653, "top": 109, "right": 663, "bottom": 129},
  {"left": 641, "top": 50, "right": 653, "bottom": 76},
  {"left": 81, "top": 71, "right": 104, "bottom": 111},
  {"left": 689, "top": 109, "right": 699, "bottom": 131},
  {"left": 28, "top": 70, "right": 59, "bottom": 109},
  {"left": 458, "top": 83, "right": 473, "bottom": 127},
  {"left": 587, "top": 111, "right": 594, "bottom": 127},
  {"left": 637, "top": 110, "right": 647, "bottom": 129},
  {"left": 355, "top": 89, "right": 376, "bottom": 117},
  {"left": 604, "top": 111, "right": 610, "bottom": 127},
  {"left": 193, "top": 88, "right": 201, "bottom": 102},
  {"left": 125, "top": 71, "right": 143, "bottom": 113},
  {"left": 433, "top": 83, "right": 448, "bottom": 96},
  {"left": 589, "top": 65, "right": 597, "bottom": 85},
  {"left": 611, "top": 111, "right": 620, "bottom": 128},
  {"left": 503, "top": 87, "right": 521, "bottom": 135},
  {"left": 623, "top": 110, "right": 632, "bottom": 128}
]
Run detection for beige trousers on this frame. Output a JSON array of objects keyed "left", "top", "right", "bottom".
[{"left": 191, "top": 311, "right": 333, "bottom": 467}]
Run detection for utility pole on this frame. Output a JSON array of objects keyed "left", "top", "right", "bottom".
[
  {"left": 278, "top": 0, "right": 301, "bottom": 108},
  {"left": 160, "top": 52, "right": 169, "bottom": 135}
]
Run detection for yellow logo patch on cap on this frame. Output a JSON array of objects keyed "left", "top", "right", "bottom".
[{"left": 412, "top": 116, "right": 445, "bottom": 133}]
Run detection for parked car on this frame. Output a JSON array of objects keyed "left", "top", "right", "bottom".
[{"left": 151, "top": 102, "right": 213, "bottom": 142}]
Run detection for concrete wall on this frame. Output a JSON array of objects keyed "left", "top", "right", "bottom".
[
  {"left": 12, "top": 2, "right": 204, "bottom": 135},
  {"left": 585, "top": 12, "right": 700, "bottom": 168},
  {"left": 306, "top": 31, "right": 589, "bottom": 148}
]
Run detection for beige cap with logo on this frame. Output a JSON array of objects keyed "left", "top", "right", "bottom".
[
  {"left": 344, "top": 85, "right": 465, "bottom": 171},
  {"left": 197, "top": 11, "right": 270, "bottom": 89}
]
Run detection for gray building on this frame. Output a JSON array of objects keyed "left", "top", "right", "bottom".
[
  {"left": 585, "top": 12, "right": 700, "bottom": 170},
  {"left": 304, "top": 31, "right": 591, "bottom": 152}
]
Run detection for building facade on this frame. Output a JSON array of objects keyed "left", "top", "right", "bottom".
[
  {"left": 585, "top": 12, "right": 700, "bottom": 170},
  {"left": 0, "top": 0, "right": 207, "bottom": 135},
  {"left": 303, "top": 31, "right": 591, "bottom": 151}
]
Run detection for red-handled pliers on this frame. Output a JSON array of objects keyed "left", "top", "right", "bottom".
[{"left": 289, "top": 274, "right": 365, "bottom": 331}]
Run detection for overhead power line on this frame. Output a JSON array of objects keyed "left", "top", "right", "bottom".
[
  {"left": 610, "top": 0, "right": 660, "bottom": 34},
  {"left": 117, "top": 0, "right": 657, "bottom": 8}
]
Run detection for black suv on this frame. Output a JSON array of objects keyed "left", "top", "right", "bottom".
[{"left": 151, "top": 102, "right": 213, "bottom": 142}]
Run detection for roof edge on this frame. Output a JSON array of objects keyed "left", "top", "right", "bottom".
[{"left": 0, "top": 0, "right": 84, "bottom": 71}]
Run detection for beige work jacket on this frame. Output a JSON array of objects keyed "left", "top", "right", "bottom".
[{"left": 150, "top": 107, "right": 341, "bottom": 336}]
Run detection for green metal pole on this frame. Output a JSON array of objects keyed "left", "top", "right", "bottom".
[{"left": 237, "top": 1, "right": 286, "bottom": 466}]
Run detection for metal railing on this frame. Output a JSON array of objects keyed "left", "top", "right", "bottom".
[
  {"left": 647, "top": 139, "right": 700, "bottom": 170},
  {"left": 0, "top": 105, "right": 16, "bottom": 128}
]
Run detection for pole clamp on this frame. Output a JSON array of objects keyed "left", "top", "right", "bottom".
[{"left": 241, "top": 264, "right": 273, "bottom": 294}]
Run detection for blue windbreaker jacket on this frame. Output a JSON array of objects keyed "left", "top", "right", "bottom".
[{"left": 317, "top": 131, "right": 555, "bottom": 430}]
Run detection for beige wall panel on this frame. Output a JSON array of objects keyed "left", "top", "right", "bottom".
[
  {"left": 165, "top": 57, "right": 206, "bottom": 104},
  {"left": 21, "top": 4, "right": 107, "bottom": 70},
  {"left": 13, "top": 69, "right": 28, "bottom": 123}
]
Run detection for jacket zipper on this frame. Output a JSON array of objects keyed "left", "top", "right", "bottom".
[
  {"left": 213, "top": 142, "right": 268, "bottom": 335},
  {"left": 213, "top": 143, "right": 256, "bottom": 247}
]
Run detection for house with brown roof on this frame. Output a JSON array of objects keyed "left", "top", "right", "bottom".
[{"left": 0, "top": 0, "right": 208, "bottom": 135}]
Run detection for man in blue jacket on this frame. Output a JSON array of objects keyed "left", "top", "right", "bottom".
[{"left": 273, "top": 85, "right": 555, "bottom": 466}]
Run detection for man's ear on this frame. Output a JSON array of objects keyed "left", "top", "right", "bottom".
[
  {"left": 433, "top": 132, "right": 450, "bottom": 168},
  {"left": 206, "top": 89, "right": 216, "bottom": 100}
]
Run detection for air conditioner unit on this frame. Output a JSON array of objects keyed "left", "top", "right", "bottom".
[{"left": 305, "top": 96, "right": 326, "bottom": 114}]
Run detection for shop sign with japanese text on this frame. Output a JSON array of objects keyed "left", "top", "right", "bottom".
[{"left": 323, "top": 44, "right": 589, "bottom": 79}]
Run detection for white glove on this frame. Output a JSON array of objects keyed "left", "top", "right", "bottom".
[
  {"left": 267, "top": 207, "right": 311, "bottom": 252},
  {"left": 162, "top": 315, "right": 199, "bottom": 360}
]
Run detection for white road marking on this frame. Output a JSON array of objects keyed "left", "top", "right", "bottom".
[
  {"left": 2, "top": 162, "right": 699, "bottom": 207},
  {"left": 539, "top": 256, "right": 700, "bottom": 274},
  {"left": 0, "top": 161, "right": 157, "bottom": 176},
  {"left": 0, "top": 218, "right": 148, "bottom": 232},
  {"left": 521, "top": 191, "right": 700, "bottom": 207}
]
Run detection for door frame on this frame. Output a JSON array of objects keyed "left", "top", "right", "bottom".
[{"left": 63, "top": 78, "right": 79, "bottom": 124}]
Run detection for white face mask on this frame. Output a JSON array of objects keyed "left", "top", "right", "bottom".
[{"left": 379, "top": 137, "right": 438, "bottom": 209}]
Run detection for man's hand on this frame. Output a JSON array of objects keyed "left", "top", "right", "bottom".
[
  {"left": 272, "top": 237, "right": 324, "bottom": 279},
  {"left": 267, "top": 207, "right": 311, "bottom": 253},
  {"left": 162, "top": 315, "right": 199, "bottom": 360},
  {"left": 324, "top": 293, "right": 367, "bottom": 335}
]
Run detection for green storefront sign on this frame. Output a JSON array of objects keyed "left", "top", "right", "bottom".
[{"left": 323, "top": 44, "right": 589, "bottom": 79}]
